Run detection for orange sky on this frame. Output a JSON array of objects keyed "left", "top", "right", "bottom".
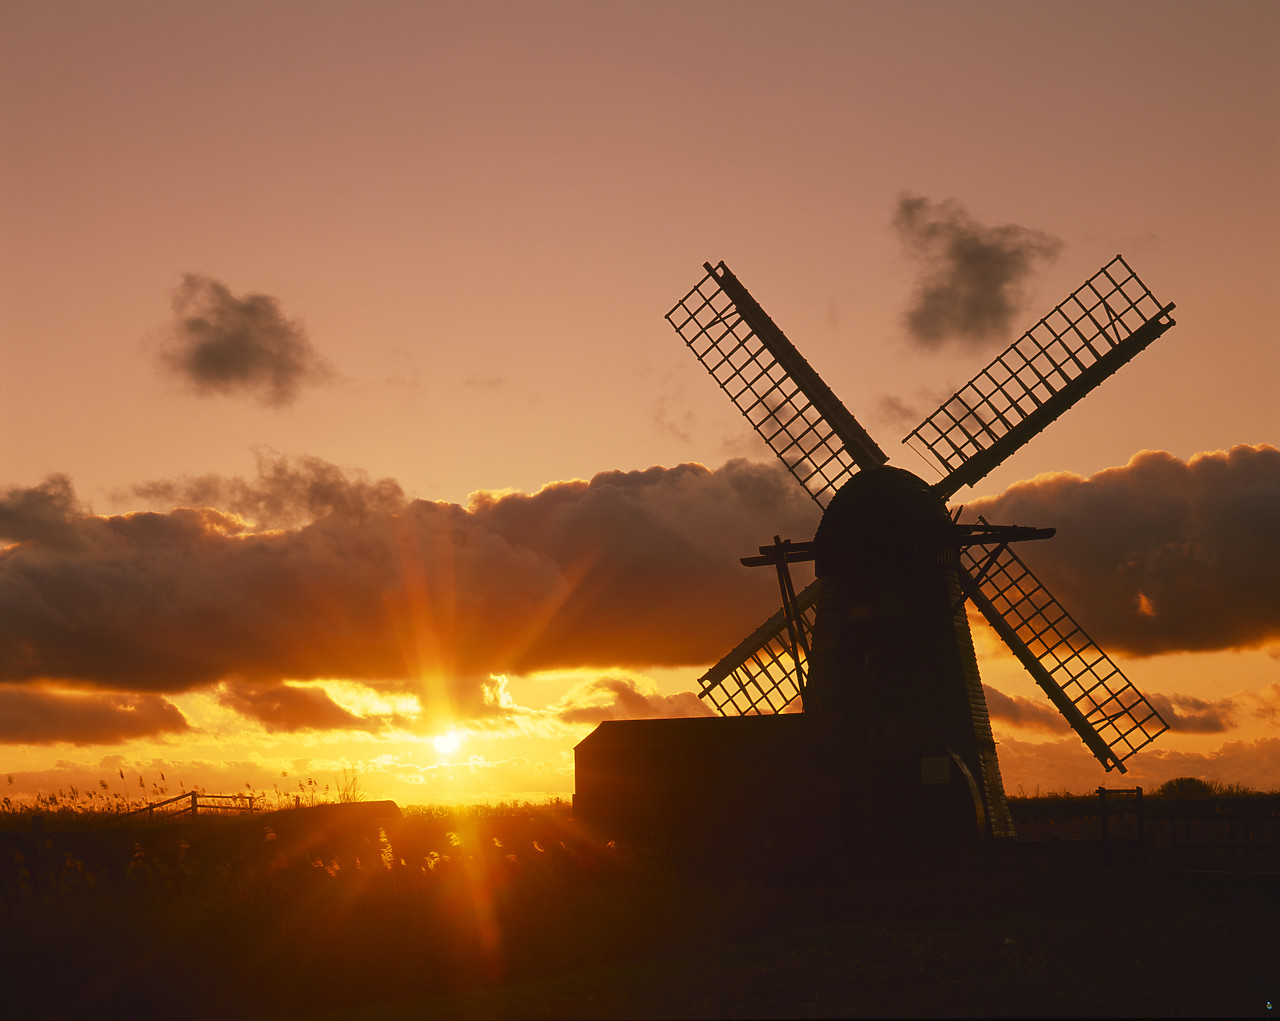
[{"left": 2, "top": 1, "right": 1278, "bottom": 806}]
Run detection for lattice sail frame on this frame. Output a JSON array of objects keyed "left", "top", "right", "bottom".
[
  {"left": 907, "top": 255, "right": 1176, "bottom": 497},
  {"left": 961, "top": 535, "right": 1168, "bottom": 771},
  {"left": 698, "top": 582, "right": 818, "bottom": 715},
  {"left": 667, "top": 262, "right": 885, "bottom": 507}
]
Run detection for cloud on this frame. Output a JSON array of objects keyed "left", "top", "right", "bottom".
[
  {"left": 0, "top": 457, "right": 819, "bottom": 735},
  {"left": 15, "top": 444, "right": 1270, "bottom": 744},
  {"left": 982, "top": 684, "right": 1067, "bottom": 733},
  {"left": 875, "top": 394, "right": 926, "bottom": 432},
  {"left": 893, "top": 194, "right": 1063, "bottom": 350},
  {"left": 0, "top": 474, "right": 86, "bottom": 549},
  {"left": 129, "top": 449, "right": 406, "bottom": 530},
  {"left": 652, "top": 391, "right": 696, "bottom": 444},
  {"left": 1245, "top": 682, "right": 1280, "bottom": 725},
  {"left": 1147, "top": 692, "right": 1237, "bottom": 734},
  {"left": 968, "top": 445, "right": 1280, "bottom": 656},
  {"left": 552, "top": 676, "right": 714, "bottom": 725},
  {"left": 155, "top": 274, "right": 333, "bottom": 407},
  {"left": 0, "top": 686, "right": 190, "bottom": 746},
  {"left": 1132, "top": 736, "right": 1280, "bottom": 792},
  {"left": 216, "top": 680, "right": 385, "bottom": 733},
  {"left": 994, "top": 733, "right": 1280, "bottom": 795},
  {"left": 984, "top": 683, "right": 1239, "bottom": 737}
]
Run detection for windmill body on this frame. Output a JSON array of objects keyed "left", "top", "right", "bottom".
[
  {"left": 575, "top": 256, "right": 1177, "bottom": 849},
  {"left": 806, "top": 465, "right": 1011, "bottom": 841}
]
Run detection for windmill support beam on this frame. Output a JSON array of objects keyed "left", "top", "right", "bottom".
[
  {"left": 740, "top": 540, "right": 816, "bottom": 567},
  {"left": 748, "top": 537, "right": 813, "bottom": 701},
  {"left": 956, "top": 524, "right": 1055, "bottom": 547},
  {"left": 696, "top": 581, "right": 819, "bottom": 714}
]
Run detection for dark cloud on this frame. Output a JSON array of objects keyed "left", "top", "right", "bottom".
[
  {"left": 984, "top": 683, "right": 1238, "bottom": 737},
  {"left": 893, "top": 194, "right": 1063, "bottom": 349},
  {"left": 0, "top": 686, "right": 189, "bottom": 746},
  {"left": 14, "top": 444, "right": 1271, "bottom": 744},
  {"left": 155, "top": 274, "right": 333, "bottom": 407},
  {"left": 217, "top": 681, "right": 382, "bottom": 733},
  {"left": 0, "top": 474, "right": 85, "bottom": 549},
  {"left": 0, "top": 458, "right": 819, "bottom": 721},
  {"left": 1147, "top": 692, "right": 1237, "bottom": 734},
  {"left": 129, "top": 450, "right": 406, "bottom": 530},
  {"left": 982, "top": 685, "right": 1067, "bottom": 733},
  {"left": 553, "top": 676, "right": 714, "bottom": 725},
  {"left": 968, "top": 445, "right": 1280, "bottom": 656}
]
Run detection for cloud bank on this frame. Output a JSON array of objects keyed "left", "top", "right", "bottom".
[
  {"left": 0, "top": 474, "right": 86, "bottom": 549},
  {"left": 893, "top": 194, "right": 1063, "bottom": 350},
  {"left": 4, "top": 445, "right": 1276, "bottom": 745},
  {"left": 0, "top": 687, "right": 189, "bottom": 746},
  {"left": 155, "top": 275, "right": 333, "bottom": 407},
  {"left": 969, "top": 444, "right": 1280, "bottom": 656},
  {"left": 983, "top": 684, "right": 1241, "bottom": 737},
  {"left": 1, "top": 456, "right": 818, "bottom": 741}
]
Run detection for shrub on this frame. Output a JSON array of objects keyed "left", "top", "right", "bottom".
[{"left": 1152, "top": 776, "right": 1260, "bottom": 798}]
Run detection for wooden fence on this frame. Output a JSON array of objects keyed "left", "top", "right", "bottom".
[
  {"left": 1010, "top": 788, "right": 1280, "bottom": 872},
  {"left": 129, "top": 791, "right": 256, "bottom": 821}
]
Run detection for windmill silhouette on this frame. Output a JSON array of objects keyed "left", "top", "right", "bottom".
[{"left": 575, "top": 256, "right": 1175, "bottom": 846}]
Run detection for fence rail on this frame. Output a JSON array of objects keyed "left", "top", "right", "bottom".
[
  {"left": 1010, "top": 789, "right": 1280, "bottom": 872},
  {"left": 129, "top": 791, "right": 257, "bottom": 821}
]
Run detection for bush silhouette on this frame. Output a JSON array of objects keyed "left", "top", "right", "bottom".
[{"left": 1154, "top": 776, "right": 1216, "bottom": 798}]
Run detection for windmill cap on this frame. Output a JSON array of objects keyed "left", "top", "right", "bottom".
[{"left": 813, "top": 466, "right": 954, "bottom": 576}]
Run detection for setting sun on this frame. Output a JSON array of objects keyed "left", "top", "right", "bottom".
[{"left": 433, "top": 731, "right": 463, "bottom": 756}]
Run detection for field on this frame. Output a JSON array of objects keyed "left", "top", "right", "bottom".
[{"left": 2, "top": 796, "right": 1276, "bottom": 1020}]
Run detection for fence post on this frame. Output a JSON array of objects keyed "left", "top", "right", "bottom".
[{"left": 190, "top": 791, "right": 198, "bottom": 817}]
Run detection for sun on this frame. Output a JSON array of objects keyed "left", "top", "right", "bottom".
[{"left": 433, "top": 731, "right": 463, "bottom": 755}]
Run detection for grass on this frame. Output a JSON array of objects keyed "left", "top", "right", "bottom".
[{"left": 1, "top": 789, "right": 1275, "bottom": 1019}]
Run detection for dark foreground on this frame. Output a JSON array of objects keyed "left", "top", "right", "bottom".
[{"left": 2, "top": 803, "right": 1274, "bottom": 1020}]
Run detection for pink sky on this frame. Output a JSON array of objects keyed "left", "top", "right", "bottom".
[{"left": 2, "top": 1, "right": 1277, "bottom": 805}]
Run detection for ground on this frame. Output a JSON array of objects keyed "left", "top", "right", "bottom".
[{"left": 2, "top": 802, "right": 1274, "bottom": 1019}]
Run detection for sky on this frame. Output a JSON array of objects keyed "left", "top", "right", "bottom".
[{"left": 2, "top": 0, "right": 1278, "bottom": 807}]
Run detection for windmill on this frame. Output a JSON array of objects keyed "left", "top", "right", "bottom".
[{"left": 574, "top": 255, "right": 1176, "bottom": 847}]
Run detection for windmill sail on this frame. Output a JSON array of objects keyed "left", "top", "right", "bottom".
[
  {"left": 667, "top": 262, "right": 886, "bottom": 507},
  {"left": 960, "top": 535, "right": 1168, "bottom": 772},
  {"left": 698, "top": 581, "right": 819, "bottom": 716},
  {"left": 906, "top": 255, "right": 1176, "bottom": 498}
]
